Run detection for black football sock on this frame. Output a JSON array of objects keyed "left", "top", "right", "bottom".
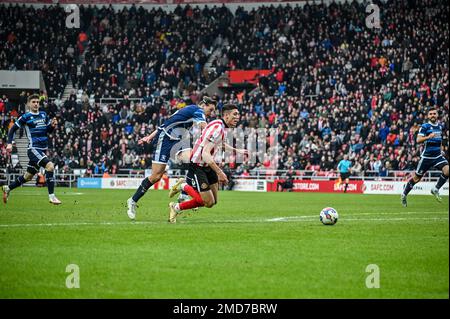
[
  {"left": 9, "top": 176, "right": 26, "bottom": 190},
  {"left": 435, "top": 174, "right": 448, "bottom": 190},
  {"left": 45, "top": 171, "right": 55, "bottom": 195},
  {"left": 132, "top": 178, "right": 153, "bottom": 203},
  {"left": 403, "top": 178, "right": 417, "bottom": 196}
]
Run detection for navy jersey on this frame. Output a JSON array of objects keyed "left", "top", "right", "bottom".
[
  {"left": 159, "top": 105, "right": 206, "bottom": 140},
  {"left": 9, "top": 111, "right": 53, "bottom": 149},
  {"left": 418, "top": 122, "right": 444, "bottom": 158}
]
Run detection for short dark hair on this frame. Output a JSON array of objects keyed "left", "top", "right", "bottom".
[
  {"left": 201, "top": 96, "right": 217, "bottom": 106},
  {"left": 221, "top": 104, "right": 238, "bottom": 115},
  {"left": 27, "top": 94, "right": 40, "bottom": 102},
  {"left": 427, "top": 107, "right": 437, "bottom": 113}
]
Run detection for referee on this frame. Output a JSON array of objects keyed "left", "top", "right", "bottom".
[{"left": 337, "top": 154, "right": 352, "bottom": 193}]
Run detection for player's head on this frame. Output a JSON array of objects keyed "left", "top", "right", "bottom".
[
  {"left": 199, "top": 96, "right": 217, "bottom": 117},
  {"left": 343, "top": 154, "right": 349, "bottom": 160},
  {"left": 427, "top": 107, "right": 438, "bottom": 123},
  {"left": 221, "top": 104, "right": 240, "bottom": 128},
  {"left": 27, "top": 94, "right": 40, "bottom": 113}
]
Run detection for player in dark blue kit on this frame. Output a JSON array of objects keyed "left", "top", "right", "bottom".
[
  {"left": 401, "top": 107, "right": 449, "bottom": 206},
  {"left": 2, "top": 94, "right": 61, "bottom": 205},
  {"left": 126, "top": 96, "right": 217, "bottom": 219}
]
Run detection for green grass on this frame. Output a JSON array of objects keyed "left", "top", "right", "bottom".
[{"left": 0, "top": 188, "right": 448, "bottom": 298}]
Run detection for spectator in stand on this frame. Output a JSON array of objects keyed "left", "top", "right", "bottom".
[{"left": 0, "top": 0, "right": 447, "bottom": 183}]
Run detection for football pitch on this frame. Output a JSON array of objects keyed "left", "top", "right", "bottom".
[{"left": 0, "top": 188, "right": 448, "bottom": 299}]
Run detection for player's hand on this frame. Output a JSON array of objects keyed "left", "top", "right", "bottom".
[
  {"left": 138, "top": 135, "right": 154, "bottom": 145},
  {"left": 6, "top": 144, "right": 13, "bottom": 153},
  {"left": 428, "top": 133, "right": 436, "bottom": 139},
  {"left": 218, "top": 171, "right": 229, "bottom": 184},
  {"left": 51, "top": 118, "right": 58, "bottom": 127}
]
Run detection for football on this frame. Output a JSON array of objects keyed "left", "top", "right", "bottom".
[{"left": 320, "top": 207, "right": 339, "bottom": 225}]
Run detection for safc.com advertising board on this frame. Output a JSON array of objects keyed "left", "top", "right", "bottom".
[
  {"left": 363, "top": 181, "right": 449, "bottom": 195},
  {"left": 77, "top": 177, "right": 170, "bottom": 190},
  {"left": 267, "top": 180, "right": 449, "bottom": 195},
  {"left": 267, "top": 180, "right": 365, "bottom": 193}
]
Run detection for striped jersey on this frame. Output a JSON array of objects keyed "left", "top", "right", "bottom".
[
  {"left": 12, "top": 111, "right": 53, "bottom": 149},
  {"left": 418, "top": 122, "right": 444, "bottom": 158},
  {"left": 190, "top": 119, "right": 225, "bottom": 167},
  {"left": 159, "top": 104, "right": 206, "bottom": 140}
]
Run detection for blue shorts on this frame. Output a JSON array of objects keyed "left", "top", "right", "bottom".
[
  {"left": 151, "top": 130, "right": 191, "bottom": 164},
  {"left": 416, "top": 155, "right": 448, "bottom": 176},
  {"left": 27, "top": 148, "right": 49, "bottom": 174}
]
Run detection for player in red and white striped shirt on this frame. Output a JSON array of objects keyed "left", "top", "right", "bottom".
[
  {"left": 190, "top": 119, "right": 225, "bottom": 167},
  {"left": 167, "top": 104, "right": 242, "bottom": 223}
]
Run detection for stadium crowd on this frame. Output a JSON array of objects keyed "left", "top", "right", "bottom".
[{"left": 1, "top": 0, "right": 448, "bottom": 179}]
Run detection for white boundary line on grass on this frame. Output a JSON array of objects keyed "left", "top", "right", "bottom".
[
  {"left": 266, "top": 211, "right": 449, "bottom": 222},
  {"left": 0, "top": 211, "right": 448, "bottom": 228},
  {"left": 9, "top": 192, "right": 85, "bottom": 196}
]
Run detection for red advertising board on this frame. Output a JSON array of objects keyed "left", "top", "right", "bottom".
[
  {"left": 268, "top": 180, "right": 364, "bottom": 194},
  {"left": 227, "top": 70, "right": 273, "bottom": 85}
]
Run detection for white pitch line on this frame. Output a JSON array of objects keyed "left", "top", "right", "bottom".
[
  {"left": 7, "top": 192, "right": 84, "bottom": 196},
  {"left": 0, "top": 221, "right": 158, "bottom": 228},
  {"left": 0, "top": 213, "right": 448, "bottom": 228},
  {"left": 343, "top": 217, "right": 449, "bottom": 221},
  {"left": 266, "top": 211, "right": 448, "bottom": 222}
]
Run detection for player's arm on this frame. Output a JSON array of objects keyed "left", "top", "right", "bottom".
[
  {"left": 202, "top": 141, "right": 228, "bottom": 184},
  {"left": 138, "top": 130, "right": 158, "bottom": 145},
  {"left": 47, "top": 116, "right": 57, "bottom": 133},
  {"left": 6, "top": 117, "right": 25, "bottom": 152},
  {"left": 6, "top": 125, "right": 19, "bottom": 152},
  {"left": 417, "top": 125, "right": 435, "bottom": 144},
  {"left": 417, "top": 133, "right": 435, "bottom": 144},
  {"left": 197, "top": 121, "right": 207, "bottom": 130},
  {"left": 224, "top": 143, "right": 249, "bottom": 155},
  {"left": 193, "top": 109, "right": 207, "bottom": 131}
]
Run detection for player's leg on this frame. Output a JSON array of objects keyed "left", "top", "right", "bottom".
[
  {"left": 173, "top": 151, "right": 193, "bottom": 203},
  {"left": 169, "top": 189, "right": 214, "bottom": 222},
  {"left": 127, "top": 162, "right": 166, "bottom": 220},
  {"left": 401, "top": 173, "right": 422, "bottom": 207},
  {"left": 344, "top": 175, "right": 350, "bottom": 193},
  {"left": 402, "top": 158, "right": 428, "bottom": 207},
  {"left": 210, "top": 183, "right": 219, "bottom": 205},
  {"left": 431, "top": 158, "right": 449, "bottom": 202},
  {"left": 31, "top": 148, "right": 62, "bottom": 205},
  {"left": 176, "top": 177, "right": 199, "bottom": 214},
  {"left": 169, "top": 171, "right": 199, "bottom": 214},
  {"left": 3, "top": 150, "right": 40, "bottom": 203},
  {"left": 2, "top": 169, "right": 35, "bottom": 203},
  {"left": 127, "top": 131, "right": 169, "bottom": 219},
  {"left": 206, "top": 167, "right": 219, "bottom": 205},
  {"left": 169, "top": 168, "right": 215, "bottom": 223},
  {"left": 43, "top": 160, "right": 61, "bottom": 205}
]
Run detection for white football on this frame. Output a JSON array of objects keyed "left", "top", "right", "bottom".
[{"left": 320, "top": 207, "right": 339, "bottom": 225}]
